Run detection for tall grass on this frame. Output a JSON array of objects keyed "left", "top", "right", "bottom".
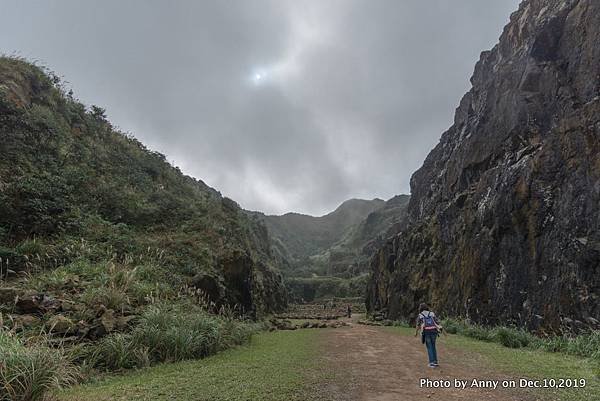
[
  {"left": 492, "top": 326, "right": 532, "bottom": 348},
  {"left": 0, "top": 330, "right": 80, "bottom": 401},
  {"left": 132, "top": 304, "right": 221, "bottom": 363},
  {"left": 91, "top": 303, "right": 260, "bottom": 371},
  {"left": 533, "top": 331, "right": 600, "bottom": 360},
  {"left": 442, "top": 318, "right": 600, "bottom": 363}
]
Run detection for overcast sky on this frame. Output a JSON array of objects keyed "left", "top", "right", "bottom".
[{"left": 0, "top": 0, "right": 520, "bottom": 216}]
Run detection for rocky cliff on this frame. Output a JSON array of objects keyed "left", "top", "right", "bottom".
[{"left": 367, "top": 0, "right": 600, "bottom": 331}]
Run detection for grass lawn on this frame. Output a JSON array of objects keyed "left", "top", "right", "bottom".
[
  {"left": 387, "top": 327, "right": 600, "bottom": 401},
  {"left": 58, "top": 330, "right": 327, "bottom": 401}
]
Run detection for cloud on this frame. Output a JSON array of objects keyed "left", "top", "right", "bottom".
[{"left": 0, "top": 0, "right": 520, "bottom": 215}]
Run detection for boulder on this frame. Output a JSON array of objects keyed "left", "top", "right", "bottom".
[
  {"left": 88, "top": 324, "right": 107, "bottom": 340},
  {"left": 0, "top": 287, "right": 19, "bottom": 305},
  {"left": 116, "top": 315, "right": 137, "bottom": 330},
  {"left": 12, "top": 314, "right": 41, "bottom": 330},
  {"left": 15, "top": 297, "right": 43, "bottom": 314},
  {"left": 46, "top": 315, "right": 75, "bottom": 334},
  {"left": 100, "top": 309, "right": 117, "bottom": 333},
  {"left": 15, "top": 293, "right": 61, "bottom": 314}
]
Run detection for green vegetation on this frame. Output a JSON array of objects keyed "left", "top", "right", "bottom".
[
  {"left": 445, "top": 335, "right": 599, "bottom": 401},
  {"left": 0, "top": 56, "right": 287, "bottom": 401},
  {"left": 442, "top": 318, "right": 600, "bottom": 364},
  {"left": 387, "top": 326, "right": 600, "bottom": 401},
  {"left": 0, "top": 330, "right": 79, "bottom": 401},
  {"left": 259, "top": 196, "right": 408, "bottom": 301},
  {"left": 58, "top": 329, "right": 326, "bottom": 401},
  {"left": 261, "top": 198, "right": 386, "bottom": 273},
  {"left": 437, "top": 318, "right": 600, "bottom": 399},
  {"left": 286, "top": 274, "right": 368, "bottom": 302},
  {"left": 27, "top": 255, "right": 178, "bottom": 312},
  {"left": 88, "top": 303, "right": 262, "bottom": 371},
  {"left": 0, "top": 303, "right": 262, "bottom": 400},
  {"left": 0, "top": 56, "right": 286, "bottom": 315},
  {"left": 324, "top": 194, "right": 409, "bottom": 278}
]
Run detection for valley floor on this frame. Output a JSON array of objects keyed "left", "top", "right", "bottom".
[{"left": 58, "top": 316, "right": 599, "bottom": 401}]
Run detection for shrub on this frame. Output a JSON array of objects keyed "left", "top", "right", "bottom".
[
  {"left": 533, "top": 335, "right": 569, "bottom": 353},
  {"left": 90, "top": 303, "right": 260, "bottom": 371},
  {"left": 441, "top": 318, "right": 467, "bottom": 334},
  {"left": 92, "top": 333, "right": 139, "bottom": 371},
  {"left": 80, "top": 286, "right": 129, "bottom": 310},
  {"left": 15, "top": 239, "right": 46, "bottom": 256},
  {"left": 441, "top": 316, "right": 600, "bottom": 363},
  {"left": 133, "top": 305, "right": 221, "bottom": 362},
  {"left": 392, "top": 319, "right": 411, "bottom": 328},
  {"left": 0, "top": 330, "right": 79, "bottom": 401},
  {"left": 534, "top": 331, "right": 600, "bottom": 361},
  {"left": 217, "top": 319, "right": 258, "bottom": 350},
  {"left": 462, "top": 324, "right": 493, "bottom": 342},
  {"left": 565, "top": 331, "right": 600, "bottom": 360},
  {"left": 492, "top": 326, "right": 533, "bottom": 348}
]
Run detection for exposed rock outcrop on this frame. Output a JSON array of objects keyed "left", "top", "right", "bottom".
[{"left": 367, "top": 0, "right": 600, "bottom": 331}]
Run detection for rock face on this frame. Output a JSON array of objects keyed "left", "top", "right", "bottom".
[{"left": 367, "top": 0, "right": 600, "bottom": 331}]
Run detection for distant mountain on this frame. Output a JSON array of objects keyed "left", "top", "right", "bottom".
[
  {"left": 255, "top": 196, "right": 409, "bottom": 301},
  {"left": 0, "top": 57, "right": 286, "bottom": 316},
  {"left": 325, "top": 195, "right": 410, "bottom": 277},
  {"left": 258, "top": 198, "right": 385, "bottom": 275}
]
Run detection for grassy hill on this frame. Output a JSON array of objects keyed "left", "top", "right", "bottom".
[
  {"left": 0, "top": 56, "right": 294, "bottom": 401},
  {"left": 0, "top": 56, "right": 287, "bottom": 317}
]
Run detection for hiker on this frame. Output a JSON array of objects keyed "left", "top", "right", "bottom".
[
  {"left": 346, "top": 304, "right": 352, "bottom": 318},
  {"left": 415, "top": 303, "right": 442, "bottom": 368}
]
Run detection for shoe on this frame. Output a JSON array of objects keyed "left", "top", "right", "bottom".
[
  {"left": 428, "top": 363, "right": 436, "bottom": 368},
  {"left": 433, "top": 362, "right": 439, "bottom": 367}
]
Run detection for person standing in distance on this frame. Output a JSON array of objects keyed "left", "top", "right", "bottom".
[{"left": 415, "top": 303, "right": 442, "bottom": 368}]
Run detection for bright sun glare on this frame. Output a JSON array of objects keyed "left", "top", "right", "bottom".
[{"left": 250, "top": 68, "right": 271, "bottom": 86}]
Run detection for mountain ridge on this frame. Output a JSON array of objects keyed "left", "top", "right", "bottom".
[{"left": 256, "top": 195, "right": 409, "bottom": 301}]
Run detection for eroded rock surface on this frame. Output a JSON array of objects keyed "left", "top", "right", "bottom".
[{"left": 367, "top": 0, "right": 600, "bottom": 331}]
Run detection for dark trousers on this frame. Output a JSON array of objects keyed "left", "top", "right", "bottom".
[{"left": 423, "top": 331, "right": 438, "bottom": 364}]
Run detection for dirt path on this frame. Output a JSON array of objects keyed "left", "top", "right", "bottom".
[{"left": 320, "top": 317, "right": 538, "bottom": 401}]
